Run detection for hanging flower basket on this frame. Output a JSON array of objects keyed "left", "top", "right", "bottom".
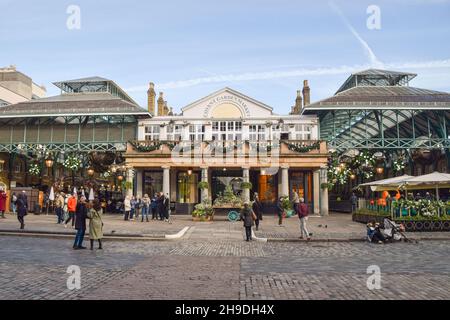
[
  {"left": 29, "top": 163, "right": 41, "bottom": 176},
  {"left": 63, "top": 155, "right": 82, "bottom": 171}
]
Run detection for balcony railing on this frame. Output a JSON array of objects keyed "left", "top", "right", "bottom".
[{"left": 128, "top": 140, "right": 325, "bottom": 157}]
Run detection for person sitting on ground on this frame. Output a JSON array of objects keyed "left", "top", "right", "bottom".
[{"left": 367, "top": 220, "right": 386, "bottom": 244}]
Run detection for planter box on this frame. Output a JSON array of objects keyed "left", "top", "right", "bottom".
[
  {"left": 352, "top": 213, "right": 388, "bottom": 224},
  {"left": 192, "top": 216, "right": 214, "bottom": 222}
]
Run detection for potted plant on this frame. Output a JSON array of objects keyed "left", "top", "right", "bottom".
[
  {"left": 192, "top": 199, "right": 214, "bottom": 222},
  {"left": 198, "top": 181, "right": 209, "bottom": 190}
]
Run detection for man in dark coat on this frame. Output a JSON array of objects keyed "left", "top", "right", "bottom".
[
  {"left": 156, "top": 192, "right": 164, "bottom": 221},
  {"left": 16, "top": 193, "right": 27, "bottom": 229},
  {"left": 252, "top": 193, "right": 263, "bottom": 231},
  {"left": 163, "top": 193, "right": 170, "bottom": 222},
  {"left": 73, "top": 196, "right": 88, "bottom": 250},
  {"left": 240, "top": 202, "right": 255, "bottom": 241}
]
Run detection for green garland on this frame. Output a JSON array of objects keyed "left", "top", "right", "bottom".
[
  {"left": 63, "top": 155, "right": 82, "bottom": 171},
  {"left": 131, "top": 141, "right": 176, "bottom": 152},
  {"left": 29, "top": 163, "right": 41, "bottom": 176},
  {"left": 286, "top": 141, "right": 321, "bottom": 153},
  {"left": 240, "top": 182, "right": 253, "bottom": 189}
]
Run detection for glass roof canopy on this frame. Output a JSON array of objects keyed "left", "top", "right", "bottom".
[
  {"left": 53, "top": 76, "right": 138, "bottom": 105},
  {"left": 303, "top": 69, "right": 450, "bottom": 151}
]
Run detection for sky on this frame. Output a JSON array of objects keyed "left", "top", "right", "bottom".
[{"left": 1, "top": 0, "right": 450, "bottom": 114}]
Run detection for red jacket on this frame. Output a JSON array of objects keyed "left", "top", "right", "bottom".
[
  {"left": 68, "top": 197, "right": 77, "bottom": 212},
  {"left": 0, "top": 191, "right": 6, "bottom": 211},
  {"left": 298, "top": 203, "right": 309, "bottom": 219}
]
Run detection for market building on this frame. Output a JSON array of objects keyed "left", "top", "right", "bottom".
[
  {"left": 125, "top": 82, "right": 329, "bottom": 215},
  {"left": 302, "top": 69, "right": 450, "bottom": 211},
  {"left": 0, "top": 74, "right": 150, "bottom": 211}
]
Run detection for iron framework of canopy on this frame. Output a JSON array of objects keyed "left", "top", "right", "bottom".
[{"left": 303, "top": 69, "right": 450, "bottom": 152}]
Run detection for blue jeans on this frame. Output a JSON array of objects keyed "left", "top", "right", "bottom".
[
  {"left": 73, "top": 229, "right": 85, "bottom": 248},
  {"left": 141, "top": 206, "right": 149, "bottom": 221}
]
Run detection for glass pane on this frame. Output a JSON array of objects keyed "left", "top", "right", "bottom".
[
  {"left": 177, "top": 173, "right": 198, "bottom": 204},
  {"left": 143, "top": 171, "right": 163, "bottom": 198}
]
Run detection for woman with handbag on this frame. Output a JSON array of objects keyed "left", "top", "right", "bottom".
[
  {"left": 87, "top": 199, "right": 104, "bottom": 250},
  {"left": 240, "top": 202, "right": 256, "bottom": 242}
]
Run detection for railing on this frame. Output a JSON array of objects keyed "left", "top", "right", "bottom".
[
  {"left": 329, "top": 138, "right": 450, "bottom": 150},
  {"left": 0, "top": 142, "right": 127, "bottom": 153}
]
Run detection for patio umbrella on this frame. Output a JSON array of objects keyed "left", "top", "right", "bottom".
[
  {"left": 81, "top": 188, "right": 86, "bottom": 198},
  {"left": 402, "top": 172, "right": 450, "bottom": 201},
  {"left": 89, "top": 188, "right": 95, "bottom": 201},
  {"left": 358, "top": 175, "right": 414, "bottom": 191},
  {"left": 73, "top": 187, "right": 77, "bottom": 195}
]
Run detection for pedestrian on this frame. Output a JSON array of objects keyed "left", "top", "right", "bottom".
[
  {"left": 0, "top": 187, "right": 7, "bottom": 218},
  {"left": 163, "top": 193, "right": 170, "bottom": 222},
  {"left": 55, "top": 192, "right": 65, "bottom": 224},
  {"left": 151, "top": 193, "right": 157, "bottom": 220},
  {"left": 65, "top": 193, "right": 77, "bottom": 228},
  {"left": 252, "top": 192, "right": 263, "bottom": 231},
  {"left": 11, "top": 192, "right": 17, "bottom": 215},
  {"left": 350, "top": 192, "right": 358, "bottom": 213},
  {"left": 240, "top": 202, "right": 256, "bottom": 242},
  {"left": 141, "top": 194, "right": 150, "bottom": 222},
  {"left": 124, "top": 195, "right": 131, "bottom": 221},
  {"left": 16, "top": 192, "right": 27, "bottom": 229},
  {"left": 73, "top": 196, "right": 88, "bottom": 250},
  {"left": 134, "top": 195, "right": 142, "bottom": 219},
  {"left": 87, "top": 199, "right": 103, "bottom": 250},
  {"left": 297, "top": 197, "right": 311, "bottom": 241},
  {"left": 130, "top": 196, "right": 136, "bottom": 221},
  {"left": 157, "top": 192, "right": 164, "bottom": 221},
  {"left": 425, "top": 192, "right": 432, "bottom": 201},
  {"left": 276, "top": 196, "right": 284, "bottom": 226},
  {"left": 292, "top": 191, "right": 300, "bottom": 214}
]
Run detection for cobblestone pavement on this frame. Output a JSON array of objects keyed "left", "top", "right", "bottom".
[
  {"left": 1, "top": 213, "right": 449, "bottom": 241},
  {"left": 1, "top": 236, "right": 449, "bottom": 300}
]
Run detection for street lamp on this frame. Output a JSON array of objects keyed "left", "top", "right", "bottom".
[
  {"left": 117, "top": 175, "right": 124, "bottom": 181},
  {"left": 45, "top": 158, "right": 54, "bottom": 168},
  {"left": 376, "top": 167, "right": 384, "bottom": 175}
]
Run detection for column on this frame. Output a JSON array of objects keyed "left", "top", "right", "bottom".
[
  {"left": 320, "top": 166, "right": 329, "bottom": 216},
  {"left": 280, "top": 165, "right": 289, "bottom": 197},
  {"left": 126, "top": 167, "right": 134, "bottom": 197},
  {"left": 162, "top": 166, "right": 170, "bottom": 199},
  {"left": 136, "top": 169, "right": 143, "bottom": 198},
  {"left": 242, "top": 166, "right": 250, "bottom": 202},
  {"left": 313, "top": 170, "right": 320, "bottom": 215},
  {"left": 200, "top": 166, "right": 209, "bottom": 202}
]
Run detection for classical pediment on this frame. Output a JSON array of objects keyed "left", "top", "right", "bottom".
[{"left": 181, "top": 87, "right": 273, "bottom": 118}]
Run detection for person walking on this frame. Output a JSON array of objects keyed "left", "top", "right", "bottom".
[
  {"left": 276, "top": 197, "right": 284, "bottom": 226},
  {"left": 252, "top": 193, "right": 263, "bottom": 231},
  {"left": 55, "top": 192, "right": 65, "bottom": 224},
  {"left": 73, "top": 196, "right": 88, "bottom": 250},
  {"left": 141, "top": 194, "right": 150, "bottom": 222},
  {"left": 297, "top": 198, "right": 311, "bottom": 241},
  {"left": 151, "top": 194, "right": 158, "bottom": 220},
  {"left": 16, "top": 192, "right": 27, "bottom": 229},
  {"left": 0, "top": 187, "right": 7, "bottom": 218},
  {"left": 292, "top": 191, "right": 300, "bottom": 214},
  {"left": 65, "top": 193, "right": 77, "bottom": 228},
  {"left": 240, "top": 202, "right": 256, "bottom": 242},
  {"left": 350, "top": 193, "right": 358, "bottom": 213},
  {"left": 87, "top": 199, "right": 104, "bottom": 250},
  {"left": 11, "top": 192, "right": 17, "bottom": 215},
  {"left": 124, "top": 195, "right": 131, "bottom": 221},
  {"left": 157, "top": 192, "right": 164, "bottom": 221}
]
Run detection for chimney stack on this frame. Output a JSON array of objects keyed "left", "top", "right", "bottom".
[
  {"left": 302, "top": 80, "right": 310, "bottom": 107},
  {"left": 147, "top": 82, "right": 156, "bottom": 114},
  {"left": 163, "top": 101, "right": 169, "bottom": 116},
  {"left": 157, "top": 92, "right": 164, "bottom": 116},
  {"left": 290, "top": 90, "right": 303, "bottom": 115}
]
